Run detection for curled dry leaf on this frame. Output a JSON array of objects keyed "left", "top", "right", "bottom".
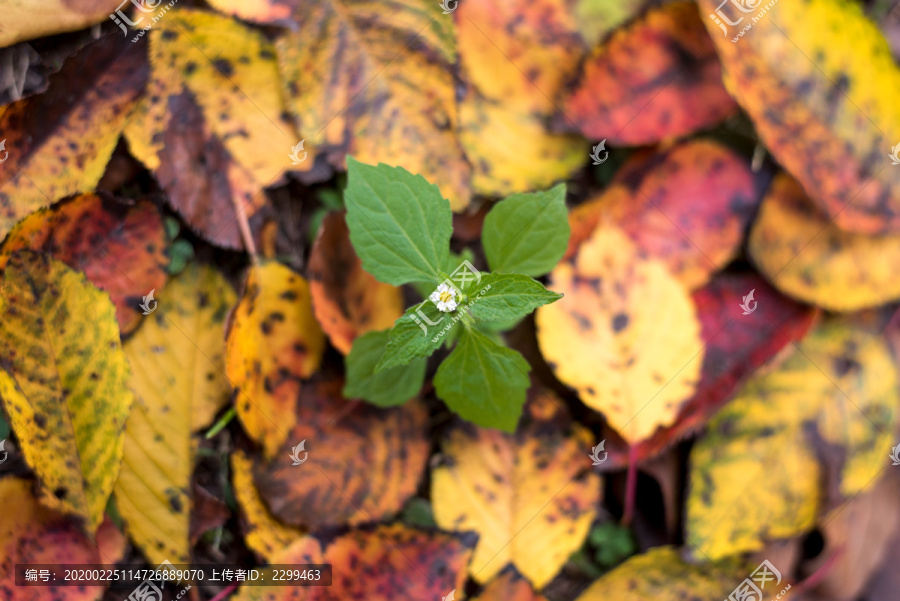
[
  {"left": 698, "top": 0, "right": 900, "bottom": 234},
  {"left": 232, "top": 450, "right": 306, "bottom": 562},
  {"left": 114, "top": 263, "right": 236, "bottom": 565},
  {"left": 0, "top": 193, "right": 168, "bottom": 334},
  {"left": 565, "top": 140, "right": 760, "bottom": 290},
  {"left": 0, "top": 251, "right": 133, "bottom": 534},
  {"left": 226, "top": 260, "right": 325, "bottom": 459},
  {"left": 254, "top": 380, "right": 429, "bottom": 529},
  {"left": 602, "top": 273, "right": 817, "bottom": 469},
  {"left": 431, "top": 392, "right": 600, "bottom": 588},
  {"left": 749, "top": 174, "right": 900, "bottom": 311},
  {"left": 123, "top": 9, "right": 301, "bottom": 249},
  {"left": 536, "top": 224, "right": 704, "bottom": 444},
  {"left": 563, "top": 1, "right": 736, "bottom": 145},
  {"left": 235, "top": 525, "right": 475, "bottom": 601},
  {"left": 0, "top": 36, "right": 147, "bottom": 239},
  {"left": 308, "top": 212, "right": 404, "bottom": 355},
  {"left": 687, "top": 318, "right": 899, "bottom": 560},
  {"left": 0, "top": 478, "right": 110, "bottom": 601}
]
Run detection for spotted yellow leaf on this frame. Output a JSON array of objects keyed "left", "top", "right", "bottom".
[
  {"left": 0, "top": 251, "right": 133, "bottom": 533},
  {"left": 536, "top": 224, "right": 704, "bottom": 443},
  {"left": 114, "top": 263, "right": 236, "bottom": 564},
  {"left": 226, "top": 260, "right": 325, "bottom": 458},
  {"left": 687, "top": 318, "right": 899, "bottom": 559}
]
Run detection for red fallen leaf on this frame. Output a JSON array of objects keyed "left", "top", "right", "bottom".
[
  {"left": 600, "top": 273, "right": 818, "bottom": 468},
  {"left": 566, "top": 140, "right": 762, "bottom": 289},
  {"left": 0, "top": 35, "right": 148, "bottom": 240},
  {"left": 308, "top": 212, "right": 404, "bottom": 355},
  {"left": 253, "top": 380, "right": 429, "bottom": 529},
  {"left": 562, "top": 1, "right": 736, "bottom": 145},
  {"left": 0, "top": 193, "right": 168, "bottom": 334},
  {"left": 190, "top": 484, "right": 231, "bottom": 545},
  {"left": 235, "top": 525, "right": 476, "bottom": 601}
]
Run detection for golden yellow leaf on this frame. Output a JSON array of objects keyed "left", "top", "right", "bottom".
[
  {"left": 274, "top": 0, "right": 470, "bottom": 210},
  {"left": 536, "top": 224, "right": 704, "bottom": 443},
  {"left": 226, "top": 260, "right": 325, "bottom": 458},
  {"left": 687, "top": 318, "right": 899, "bottom": 560},
  {"left": 232, "top": 450, "right": 306, "bottom": 561},
  {"left": 749, "top": 174, "right": 900, "bottom": 312},
  {"left": 0, "top": 251, "right": 133, "bottom": 533},
  {"left": 697, "top": 0, "right": 900, "bottom": 234},
  {"left": 113, "top": 263, "right": 236, "bottom": 564},
  {"left": 431, "top": 393, "right": 600, "bottom": 587},
  {"left": 123, "top": 9, "right": 302, "bottom": 249},
  {"left": 0, "top": 0, "right": 120, "bottom": 47},
  {"left": 574, "top": 547, "right": 740, "bottom": 601}
]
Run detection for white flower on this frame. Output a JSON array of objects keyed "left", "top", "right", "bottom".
[{"left": 429, "top": 283, "right": 458, "bottom": 312}]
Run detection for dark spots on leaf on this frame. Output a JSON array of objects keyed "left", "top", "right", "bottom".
[
  {"left": 833, "top": 356, "right": 860, "bottom": 377},
  {"left": 161, "top": 29, "right": 177, "bottom": 40},
  {"left": 53, "top": 487, "right": 67, "bottom": 500},
  {"left": 34, "top": 414, "right": 47, "bottom": 428},
  {"left": 168, "top": 492, "right": 183, "bottom": 513},
  {"left": 281, "top": 290, "right": 298, "bottom": 301},
  {"left": 184, "top": 61, "right": 198, "bottom": 75},
  {"left": 213, "top": 59, "right": 234, "bottom": 77},
  {"left": 612, "top": 313, "right": 629, "bottom": 332},
  {"left": 259, "top": 49, "right": 275, "bottom": 60}
]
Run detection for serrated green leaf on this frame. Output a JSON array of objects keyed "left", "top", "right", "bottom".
[
  {"left": 469, "top": 273, "right": 562, "bottom": 322},
  {"left": 345, "top": 158, "right": 452, "bottom": 286},
  {"left": 482, "top": 184, "right": 569, "bottom": 277},
  {"left": 344, "top": 330, "right": 426, "bottom": 407},
  {"left": 434, "top": 328, "right": 531, "bottom": 432},
  {"left": 376, "top": 302, "right": 459, "bottom": 372}
]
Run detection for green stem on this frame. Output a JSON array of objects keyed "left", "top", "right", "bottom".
[{"left": 205, "top": 407, "right": 237, "bottom": 439}]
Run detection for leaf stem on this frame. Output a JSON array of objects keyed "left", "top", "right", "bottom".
[
  {"left": 230, "top": 193, "right": 258, "bottom": 262},
  {"left": 205, "top": 407, "right": 237, "bottom": 439},
  {"left": 622, "top": 443, "right": 638, "bottom": 525}
]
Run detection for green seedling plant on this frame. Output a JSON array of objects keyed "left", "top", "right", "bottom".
[{"left": 341, "top": 157, "right": 569, "bottom": 431}]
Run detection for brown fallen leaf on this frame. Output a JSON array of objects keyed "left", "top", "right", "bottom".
[{"left": 190, "top": 484, "right": 230, "bottom": 545}]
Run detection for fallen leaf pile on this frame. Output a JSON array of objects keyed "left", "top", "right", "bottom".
[{"left": 1, "top": 0, "right": 900, "bottom": 600}]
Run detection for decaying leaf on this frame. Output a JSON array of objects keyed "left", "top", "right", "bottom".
[
  {"left": 235, "top": 525, "right": 475, "bottom": 601},
  {"left": 0, "top": 252, "right": 133, "bottom": 534},
  {"left": 565, "top": 140, "right": 760, "bottom": 289},
  {"left": 273, "top": 0, "right": 470, "bottom": 210},
  {"left": 232, "top": 450, "right": 306, "bottom": 562},
  {"left": 226, "top": 259, "right": 325, "bottom": 458},
  {"left": 0, "top": 0, "right": 120, "bottom": 49},
  {"left": 698, "top": 0, "right": 900, "bottom": 234},
  {"left": 749, "top": 174, "right": 900, "bottom": 311},
  {"left": 0, "top": 36, "right": 147, "bottom": 239},
  {"left": 536, "top": 224, "right": 704, "bottom": 443},
  {"left": 574, "top": 546, "right": 740, "bottom": 601},
  {"left": 0, "top": 478, "right": 110, "bottom": 601},
  {"left": 308, "top": 212, "right": 404, "bottom": 355},
  {"left": 0, "top": 193, "right": 168, "bottom": 334},
  {"left": 687, "top": 318, "right": 899, "bottom": 560},
  {"left": 123, "top": 9, "right": 301, "bottom": 249},
  {"left": 114, "top": 263, "right": 236, "bottom": 564},
  {"left": 431, "top": 392, "right": 600, "bottom": 587},
  {"left": 564, "top": 2, "right": 736, "bottom": 144},
  {"left": 254, "top": 380, "right": 428, "bottom": 529},
  {"left": 602, "top": 273, "right": 817, "bottom": 468}
]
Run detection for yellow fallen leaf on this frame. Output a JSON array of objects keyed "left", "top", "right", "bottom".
[
  {"left": 0, "top": 251, "right": 133, "bottom": 533},
  {"left": 431, "top": 392, "right": 600, "bottom": 587},
  {"left": 226, "top": 260, "right": 324, "bottom": 458},
  {"left": 536, "top": 224, "right": 704, "bottom": 443},
  {"left": 687, "top": 318, "right": 899, "bottom": 559},
  {"left": 114, "top": 263, "right": 236, "bottom": 564},
  {"left": 749, "top": 174, "right": 900, "bottom": 311}
]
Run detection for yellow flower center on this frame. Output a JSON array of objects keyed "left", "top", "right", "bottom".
[{"left": 439, "top": 290, "right": 454, "bottom": 303}]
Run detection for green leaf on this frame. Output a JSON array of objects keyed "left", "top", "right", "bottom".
[
  {"left": 469, "top": 273, "right": 562, "bottom": 322},
  {"left": 345, "top": 157, "right": 452, "bottom": 286},
  {"left": 482, "top": 184, "right": 570, "bottom": 277},
  {"left": 344, "top": 330, "right": 427, "bottom": 407},
  {"left": 376, "top": 302, "right": 459, "bottom": 372},
  {"left": 414, "top": 248, "right": 478, "bottom": 299},
  {"left": 434, "top": 328, "right": 531, "bottom": 432}
]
